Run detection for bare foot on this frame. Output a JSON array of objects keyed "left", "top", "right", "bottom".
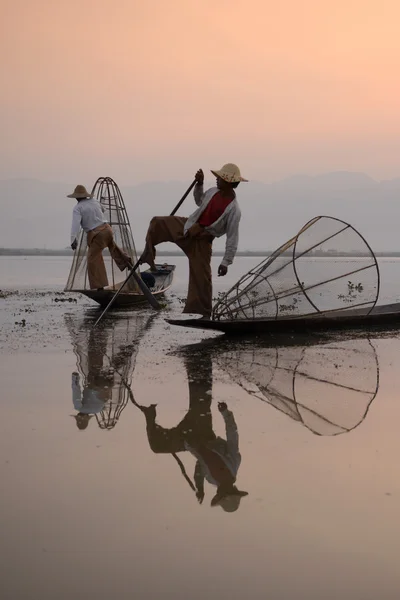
[{"left": 139, "top": 254, "right": 157, "bottom": 271}]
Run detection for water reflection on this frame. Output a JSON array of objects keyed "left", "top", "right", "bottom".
[
  {"left": 65, "top": 313, "right": 154, "bottom": 430},
  {"left": 65, "top": 313, "right": 380, "bottom": 516},
  {"left": 206, "top": 336, "right": 380, "bottom": 436},
  {"left": 131, "top": 353, "right": 248, "bottom": 512}
]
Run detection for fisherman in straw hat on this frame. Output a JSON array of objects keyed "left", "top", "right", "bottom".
[
  {"left": 68, "top": 184, "right": 133, "bottom": 290},
  {"left": 139, "top": 163, "right": 248, "bottom": 318}
]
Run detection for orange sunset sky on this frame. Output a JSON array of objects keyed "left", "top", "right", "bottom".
[{"left": 1, "top": 0, "right": 399, "bottom": 184}]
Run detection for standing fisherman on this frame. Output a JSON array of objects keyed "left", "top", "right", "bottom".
[
  {"left": 139, "top": 163, "right": 248, "bottom": 318},
  {"left": 68, "top": 184, "right": 132, "bottom": 290}
]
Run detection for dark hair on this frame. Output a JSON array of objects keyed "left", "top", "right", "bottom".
[{"left": 231, "top": 182, "right": 240, "bottom": 189}]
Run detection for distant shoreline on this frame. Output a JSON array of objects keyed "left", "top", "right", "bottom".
[{"left": 1, "top": 248, "right": 400, "bottom": 258}]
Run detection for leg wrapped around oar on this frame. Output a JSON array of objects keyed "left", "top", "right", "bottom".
[
  {"left": 140, "top": 216, "right": 213, "bottom": 317},
  {"left": 140, "top": 216, "right": 187, "bottom": 270}
]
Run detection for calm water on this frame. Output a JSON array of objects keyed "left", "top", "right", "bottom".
[
  {"left": 1, "top": 254, "right": 400, "bottom": 302},
  {"left": 1, "top": 256, "right": 400, "bottom": 599}
]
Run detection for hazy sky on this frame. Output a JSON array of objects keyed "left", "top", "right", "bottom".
[{"left": 1, "top": 0, "right": 399, "bottom": 184}]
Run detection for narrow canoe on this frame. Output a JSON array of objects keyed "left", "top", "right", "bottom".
[
  {"left": 77, "top": 264, "right": 175, "bottom": 308},
  {"left": 166, "top": 301, "right": 400, "bottom": 335}
]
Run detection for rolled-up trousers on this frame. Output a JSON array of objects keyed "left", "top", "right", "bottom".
[
  {"left": 86, "top": 224, "right": 131, "bottom": 290},
  {"left": 140, "top": 216, "right": 213, "bottom": 316}
]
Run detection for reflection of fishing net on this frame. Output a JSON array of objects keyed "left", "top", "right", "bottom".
[
  {"left": 213, "top": 216, "right": 380, "bottom": 321},
  {"left": 66, "top": 314, "right": 152, "bottom": 430},
  {"left": 65, "top": 177, "right": 139, "bottom": 291},
  {"left": 217, "top": 338, "right": 379, "bottom": 436}
]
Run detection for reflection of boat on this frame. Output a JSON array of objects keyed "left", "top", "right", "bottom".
[
  {"left": 177, "top": 335, "right": 380, "bottom": 436},
  {"left": 167, "top": 216, "right": 400, "bottom": 334},
  {"left": 65, "top": 312, "right": 154, "bottom": 430},
  {"left": 65, "top": 176, "right": 175, "bottom": 308}
]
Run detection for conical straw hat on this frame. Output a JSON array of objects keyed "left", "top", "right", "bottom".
[
  {"left": 211, "top": 163, "right": 248, "bottom": 183},
  {"left": 67, "top": 184, "right": 93, "bottom": 198}
]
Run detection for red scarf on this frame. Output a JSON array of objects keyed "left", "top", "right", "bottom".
[{"left": 198, "top": 192, "right": 234, "bottom": 227}]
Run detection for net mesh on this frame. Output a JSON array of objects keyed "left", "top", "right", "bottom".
[
  {"left": 217, "top": 338, "right": 379, "bottom": 436},
  {"left": 66, "top": 313, "right": 153, "bottom": 430},
  {"left": 213, "top": 216, "right": 380, "bottom": 321},
  {"left": 65, "top": 177, "right": 139, "bottom": 291}
]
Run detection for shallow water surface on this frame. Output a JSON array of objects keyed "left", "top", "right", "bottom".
[{"left": 1, "top": 258, "right": 400, "bottom": 599}]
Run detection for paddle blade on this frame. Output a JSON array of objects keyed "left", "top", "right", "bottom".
[{"left": 131, "top": 271, "right": 161, "bottom": 310}]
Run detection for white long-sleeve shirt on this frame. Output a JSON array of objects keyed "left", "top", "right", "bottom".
[
  {"left": 71, "top": 372, "right": 106, "bottom": 414},
  {"left": 183, "top": 185, "right": 241, "bottom": 267},
  {"left": 70, "top": 199, "right": 107, "bottom": 243}
]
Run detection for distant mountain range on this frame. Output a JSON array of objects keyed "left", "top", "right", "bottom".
[{"left": 1, "top": 172, "right": 399, "bottom": 252}]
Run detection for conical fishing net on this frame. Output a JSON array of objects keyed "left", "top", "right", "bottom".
[
  {"left": 216, "top": 338, "right": 379, "bottom": 436},
  {"left": 66, "top": 313, "right": 153, "bottom": 430},
  {"left": 65, "top": 177, "right": 139, "bottom": 292},
  {"left": 213, "top": 216, "right": 380, "bottom": 321}
]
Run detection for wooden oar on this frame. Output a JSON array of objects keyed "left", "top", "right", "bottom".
[
  {"left": 131, "top": 270, "right": 161, "bottom": 310},
  {"left": 93, "top": 179, "right": 197, "bottom": 327},
  {"left": 172, "top": 453, "right": 197, "bottom": 492}
]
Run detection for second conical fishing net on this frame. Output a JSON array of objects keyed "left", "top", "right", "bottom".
[
  {"left": 213, "top": 216, "right": 380, "bottom": 321},
  {"left": 65, "top": 177, "right": 139, "bottom": 292}
]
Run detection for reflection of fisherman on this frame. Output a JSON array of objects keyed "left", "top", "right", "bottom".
[
  {"left": 71, "top": 371, "right": 112, "bottom": 430},
  {"left": 67, "top": 312, "right": 150, "bottom": 432},
  {"left": 71, "top": 327, "right": 114, "bottom": 430},
  {"left": 186, "top": 401, "right": 247, "bottom": 512},
  {"left": 138, "top": 354, "right": 248, "bottom": 512}
]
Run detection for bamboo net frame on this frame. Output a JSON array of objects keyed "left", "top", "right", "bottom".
[
  {"left": 65, "top": 177, "right": 139, "bottom": 292},
  {"left": 213, "top": 216, "right": 380, "bottom": 321}
]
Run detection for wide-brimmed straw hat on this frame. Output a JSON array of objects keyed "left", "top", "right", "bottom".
[
  {"left": 211, "top": 163, "right": 248, "bottom": 183},
  {"left": 67, "top": 184, "right": 93, "bottom": 199},
  {"left": 211, "top": 488, "right": 249, "bottom": 512},
  {"left": 71, "top": 413, "right": 93, "bottom": 430}
]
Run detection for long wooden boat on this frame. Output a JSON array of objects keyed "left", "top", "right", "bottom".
[
  {"left": 166, "top": 301, "right": 400, "bottom": 335},
  {"left": 79, "top": 264, "right": 175, "bottom": 308}
]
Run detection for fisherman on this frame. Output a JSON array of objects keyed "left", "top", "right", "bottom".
[
  {"left": 139, "top": 163, "right": 248, "bottom": 318},
  {"left": 68, "top": 184, "right": 133, "bottom": 290}
]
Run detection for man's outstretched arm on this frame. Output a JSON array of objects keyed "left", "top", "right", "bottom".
[
  {"left": 218, "top": 209, "right": 241, "bottom": 276},
  {"left": 194, "top": 460, "right": 205, "bottom": 504},
  {"left": 218, "top": 402, "right": 239, "bottom": 454},
  {"left": 193, "top": 168, "right": 205, "bottom": 206}
]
